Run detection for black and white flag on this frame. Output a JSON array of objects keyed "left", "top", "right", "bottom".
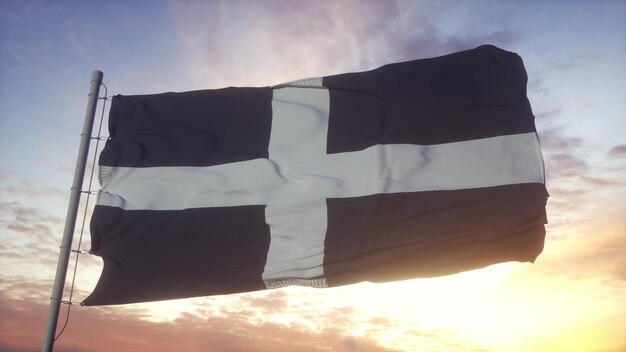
[{"left": 83, "top": 45, "right": 548, "bottom": 306}]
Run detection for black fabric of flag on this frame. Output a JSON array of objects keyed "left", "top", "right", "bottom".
[{"left": 83, "top": 45, "right": 548, "bottom": 306}]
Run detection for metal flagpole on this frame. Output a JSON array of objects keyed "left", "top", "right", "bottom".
[{"left": 41, "top": 70, "right": 103, "bottom": 352}]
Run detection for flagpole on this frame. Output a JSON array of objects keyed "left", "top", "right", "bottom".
[{"left": 41, "top": 70, "right": 103, "bottom": 352}]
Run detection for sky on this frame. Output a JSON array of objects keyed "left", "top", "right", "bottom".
[{"left": 0, "top": 0, "right": 625, "bottom": 351}]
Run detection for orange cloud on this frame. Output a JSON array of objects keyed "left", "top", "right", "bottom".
[{"left": 0, "top": 291, "right": 399, "bottom": 352}]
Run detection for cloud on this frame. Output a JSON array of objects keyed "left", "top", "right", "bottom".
[
  {"left": 237, "top": 289, "right": 289, "bottom": 315},
  {"left": 544, "top": 50, "right": 607, "bottom": 72},
  {"left": 548, "top": 152, "right": 589, "bottom": 177},
  {"left": 608, "top": 144, "right": 626, "bottom": 158},
  {"left": 2, "top": 278, "right": 506, "bottom": 352},
  {"left": 579, "top": 175, "right": 626, "bottom": 187},
  {"left": 537, "top": 126, "right": 626, "bottom": 190},
  {"left": 0, "top": 201, "right": 63, "bottom": 242},
  {"left": 0, "top": 290, "right": 407, "bottom": 352},
  {"left": 538, "top": 127, "right": 588, "bottom": 177},
  {"left": 0, "top": 200, "right": 100, "bottom": 294},
  {"left": 167, "top": 0, "right": 525, "bottom": 88},
  {"left": 538, "top": 126, "right": 583, "bottom": 151}
]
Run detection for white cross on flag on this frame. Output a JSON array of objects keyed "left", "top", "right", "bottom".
[{"left": 84, "top": 45, "right": 548, "bottom": 306}]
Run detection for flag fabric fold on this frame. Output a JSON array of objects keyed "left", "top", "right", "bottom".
[{"left": 83, "top": 44, "right": 548, "bottom": 306}]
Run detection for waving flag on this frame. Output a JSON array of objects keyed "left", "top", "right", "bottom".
[{"left": 83, "top": 45, "right": 548, "bottom": 306}]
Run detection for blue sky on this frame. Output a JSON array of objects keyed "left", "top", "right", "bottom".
[{"left": 1, "top": 1, "right": 625, "bottom": 351}]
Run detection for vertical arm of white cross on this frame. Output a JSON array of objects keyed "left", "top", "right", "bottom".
[{"left": 262, "top": 87, "right": 331, "bottom": 287}]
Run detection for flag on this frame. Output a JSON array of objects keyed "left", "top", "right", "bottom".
[{"left": 83, "top": 45, "right": 548, "bottom": 306}]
